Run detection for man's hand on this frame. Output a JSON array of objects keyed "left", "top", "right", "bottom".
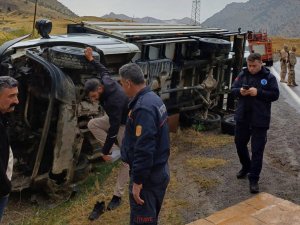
[
  {"left": 248, "top": 87, "right": 258, "bottom": 96},
  {"left": 84, "top": 47, "right": 94, "bottom": 62},
  {"left": 240, "top": 87, "right": 250, "bottom": 96},
  {"left": 102, "top": 155, "right": 112, "bottom": 161},
  {"left": 132, "top": 183, "right": 144, "bottom": 205}
]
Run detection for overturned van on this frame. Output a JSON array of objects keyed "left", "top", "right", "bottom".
[{"left": 0, "top": 20, "right": 246, "bottom": 196}]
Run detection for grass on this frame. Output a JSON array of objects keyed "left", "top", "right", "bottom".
[
  {"left": 271, "top": 36, "right": 300, "bottom": 56},
  {"left": 191, "top": 175, "right": 219, "bottom": 189},
  {"left": 15, "top": 129, "right": 231, "bottom": 225},
  {"left": 186, "top": 157, "right": 228, "bottom": 170},
  {"left": 17, "top": 161, "right": 120, "bottom": 225},
  {"left": 0, "top": 13, "right": 132, "bottom": 45},
  {"left": 170, "top": 129, "right": 234, "bottom": 151}
]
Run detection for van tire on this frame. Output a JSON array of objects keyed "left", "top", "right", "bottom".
[
  {"left": 191, "top": 112, "right": 221, "bottom": 131},
  {"left": 73, "top": 154, "right": 91, "bottom": 182},
  {"left": 48, "top": 46, "right": 100, "bottom": 70}
]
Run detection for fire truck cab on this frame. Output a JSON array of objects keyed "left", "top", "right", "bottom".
[{"left": 247, "top": 31, "right": 273, "bottom": 66}]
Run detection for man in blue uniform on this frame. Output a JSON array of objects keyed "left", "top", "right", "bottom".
[
  {"left": 231, "top": 53, "right": 279, "bottom": 194},
  {"left": 119, "top": 63, "right": 170, "bottom": 225}
]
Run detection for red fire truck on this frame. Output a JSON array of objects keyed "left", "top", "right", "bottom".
[{"left": 247, "top": 31, "right": 273, "bottom": 66}]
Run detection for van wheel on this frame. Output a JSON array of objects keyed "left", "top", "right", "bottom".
[
  {"left": 48, "top": 46, "right": 100, "bottom": 70},
  {"left": 73, "top": 154, "right": 91, "bottom": 182},
  {"left": 198, "top": 38, "right": 231, "bottom": 54},
  {"left": 192, "top": 112, "right": 221, "bottom": 131},
  {"left": 221, "top": 114, "right": 236, "bottom": 135}
]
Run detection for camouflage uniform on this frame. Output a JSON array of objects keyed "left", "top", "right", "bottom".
[
  {"left": 287, "top": 47, "right": 298, "bottom": 86},
  {"left": 280, "top": 45, "right": 289, "bottom": 82}
]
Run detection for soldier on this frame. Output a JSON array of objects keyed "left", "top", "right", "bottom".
[
  {"left": 287, "top": 46, "right": 298, "bottom": 87},
  {"left": 280, "top": 44, "right": 289, "bottom": 82}
]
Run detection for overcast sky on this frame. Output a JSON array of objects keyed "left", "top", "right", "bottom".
[{"left": 58, "top": 0, "right": 248, "bottom": 22}]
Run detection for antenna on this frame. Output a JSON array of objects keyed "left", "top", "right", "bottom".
[
  {"left": 32, "top": 0, "right": 38, "bottom": 36},
  {"left": 191, "top": 0, "right": 201, "bottom": 26}
]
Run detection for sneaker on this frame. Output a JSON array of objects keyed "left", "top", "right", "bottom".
[
  {"left": 87, "top": 148, "right": 103, "bottom": 161},
  {"left": 236, "top": 168, "right": 249, "bottom": 179},
  {"left": 88, "top": 201, "right": 105, "bottom": 221},
  {"left": 110, "top": 149, "right": 121, "bottom": 163},
  {"left": 107, "top": 195, "right": 122, "bottom": 211},
  {"left": 249, "top": 182, "right": 259, "bottom": 194}
]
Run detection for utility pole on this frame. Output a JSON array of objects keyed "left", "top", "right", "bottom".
[
  {"left": 191, "top": 0, "right": 201, "bottom": 26},
  {"left": 32, "top": 0, "right": 38, "bottom": 36}
]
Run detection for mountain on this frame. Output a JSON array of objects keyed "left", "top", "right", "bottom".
[
  {"left": 0, "top": 0, "right": 77, "bottom": 18},
  {"left": 102, "top": 12, "right": 194, "bottom": 25},
  {"left": 202, "top": 0, "right": 299, "bottom": 37}
]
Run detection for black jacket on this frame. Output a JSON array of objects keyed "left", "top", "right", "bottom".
[
  {"left": 0, "top": 113, "right": 11, "bottom": 198},
  {"left": 231, "top": 67, "right": 279, "bottom": 128},
  {"left": 121, "top": 87, "right": 170, "bottom": 186},
  {"left": 91, "top": 60, "right": 129, "bottom": 155}
]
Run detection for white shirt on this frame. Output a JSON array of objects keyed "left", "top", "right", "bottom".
[{"left": 6, "top": 147, "right": 13, "bottom": 181}]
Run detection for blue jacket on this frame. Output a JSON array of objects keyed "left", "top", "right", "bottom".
[
  {"left": 231, "top": 67, "right": 279, "bottom": 128},
  {"left": 121, "top": 87, "right": 170, "bottom": 185},
  {"left": 91, "top": 60, "right": 129, "bottom": 155}
]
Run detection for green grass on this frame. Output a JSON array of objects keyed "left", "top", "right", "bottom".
[{"left": 18, "top": 161, "right": 119, "bottom": 225}]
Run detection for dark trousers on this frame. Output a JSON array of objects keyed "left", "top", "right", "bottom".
[
  {"left": 0, "top": 195, "right": 9, "bottom": 222},
  {"left": 129, "top": 166, "right": 169, "bottom": 225},
  {"left": 235, "top": 122, "right": 267, "bottom": 183}
]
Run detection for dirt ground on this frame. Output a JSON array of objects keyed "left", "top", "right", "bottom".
[
  {"left": 166, "top": 96, "right": 300, "bottom": 224},
  {"left": 2, "top": 71, "right": 300, "bottom": 224},
  {"left": 162, "top": 76, "right": 300, "bottom": 224},
  {"left": 167, "top": 63, "right": 300, "bottom": 223}
]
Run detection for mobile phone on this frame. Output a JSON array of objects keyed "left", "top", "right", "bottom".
[{"left": 242, "top": 84, "right": 249, "bottom": 90}]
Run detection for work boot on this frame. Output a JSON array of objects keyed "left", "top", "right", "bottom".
[
  {"left": 88, "top": 201, "right": 105, "bottom": 221},
  {"left": 294, "top": 83, "right": 298, "bottom": 86},
  {"left": 236, "top": 168, "right": 249, "bottom": 179},
  {"left": 249, "top": 182, "right": 259, "bottom": 194},
  {"left": 107, "top": 195, "right": 122, "bottom": 211}
]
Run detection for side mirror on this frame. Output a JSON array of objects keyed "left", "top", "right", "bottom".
[{"left": 35, "top": 19, "right": 52, "bottom": 39}]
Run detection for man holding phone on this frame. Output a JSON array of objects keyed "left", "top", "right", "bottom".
[{"left": 231, "top": 53, "right": 279, "bottom": 194}]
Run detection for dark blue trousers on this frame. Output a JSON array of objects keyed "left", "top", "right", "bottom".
[
  {"left": 235, "top": 122, "right": 268, "bottom": 183},
  {"left": 129, "top": 165, "right": 169, "bottom": 225},
  {"left": 0, "top": 195, "right": 9, "bottom": 222}
]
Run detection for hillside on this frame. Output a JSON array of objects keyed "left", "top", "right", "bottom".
[
  {"left": 202, "top": 0, "right": 299, "bottom": 37},
  {"left": 102, "top": 12, "right": 194, "bottom": 25},
  {"left": 0, "top": 0, "right": 77, "bottom": 18}
]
